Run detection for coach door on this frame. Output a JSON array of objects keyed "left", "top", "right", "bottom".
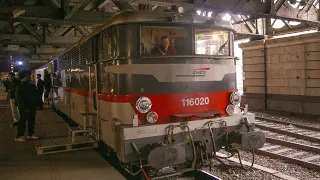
[
  {"left": 87, "top": 64, "right": 97, "bottom": 133},
  {"left": 88, "top": 37, "right": 99, "bottom": 140}
]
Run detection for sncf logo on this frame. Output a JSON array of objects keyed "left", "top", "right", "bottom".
[{"left": 191, "top": 68, "right": 210, "bottom": 75}]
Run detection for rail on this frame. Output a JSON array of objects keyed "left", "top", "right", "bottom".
[
  {"left": 256, "top": 116, "right": 320, "bottom": 132},
  {"left": 255, "top": 118, "right": 320, "bottom": 143},
  {"left": 255, "top": 117, "right": 320, "bottom": 171}
]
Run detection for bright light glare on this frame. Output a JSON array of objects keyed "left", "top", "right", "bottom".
[
  {"left": 212, "top": 34, "right": 218, "bottom": 41},
  {"left": 222, "top": 13, "right": 231, "bottom": 22},
  {"left": 208, "top": 12, "right": 212, "bottom": 17},
  {"left": 289, "top": 0, "right": 303, "bottom": 9},
  {"left": 315, "top": 1, "right": 319, "bottom": 9},
  {"left": 197, "top": 10, "right": 201, "bottom": 15},
  {"left": 178, "top": 7, "right": 184, "bottom": 13},
  {"left": 272, "top": 19, "right": 285, "bottom": 29},
  {"left": 288, "top": 21, "right": 301, "bottom": 26},
  {"left": 18, "top": 61, "right": 23, "bottom": 65}
]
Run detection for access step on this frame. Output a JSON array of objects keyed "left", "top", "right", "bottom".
[{"left": 36, "top": 136, "right": 97, "bottom": 155}]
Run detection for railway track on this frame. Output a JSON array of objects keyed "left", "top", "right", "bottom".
[
  {"left": 148, "top": 169, "right": 221, "bottom": 180},
  {"left": 254, "top": 117, "right": 320, "bottom": 171},
  {"left": 255, "top": 117, "right": 320, "bottom": 143}
]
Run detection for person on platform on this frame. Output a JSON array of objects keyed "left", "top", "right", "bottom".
[
  {"left": 36, "top": 74, "right": 44, "bottom": 110},
  {"left": 44, "top": 70, "right": 51, "bottom": 100},
  {"left": 6, "top": 72, "right": 20, "bottom": 127},
  {"left": 3, "top": 78, "right": 9, "bottom": 91},
  {"left": 15, "top": 69, "right": 39, "bottom": 142}
]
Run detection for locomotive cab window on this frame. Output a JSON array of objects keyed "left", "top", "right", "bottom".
[
  {"left": 195, "top": 29, "right": 230, "bottom": 56},
  {"left": 140, "top": 26, "right": 191, "bottom": 55}
]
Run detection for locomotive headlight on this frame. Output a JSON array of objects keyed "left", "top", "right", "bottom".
[
  {"left": 230, "top": 92, "right": 241, "bottom": 105},
  {"left": 136, "top": 97, "right": 152, "bottom": 113},
  {"left": 226, "top": 104, "right": 235, "bottom": 115},
  {"left": 226, "top": 104, "right": 241, "bottom": 115},
  {"left": 146, "top": 111, "right": 158, "bottom": 123}
]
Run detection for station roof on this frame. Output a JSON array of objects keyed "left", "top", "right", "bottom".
[{"left": 0, "top": 0, "right": 318, "bottom": 71}]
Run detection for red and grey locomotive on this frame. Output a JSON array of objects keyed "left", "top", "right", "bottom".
[{"left": 34, "top": 10, "right": 265, "bottom": 177}]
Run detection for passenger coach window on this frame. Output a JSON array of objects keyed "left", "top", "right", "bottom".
[
  {"left": 140, "top": 26, "right": 191, "bottom": 55},
  {"left": 195, "top": 29, "right": 229, "bottom": 56}
]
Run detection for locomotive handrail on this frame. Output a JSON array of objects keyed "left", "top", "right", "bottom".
[
  {"left": 100, "top": 55, "right": 236, "bottom": 61},
  {"left": 139, "top": 55, "right": 236, "bottom": 59},
  {"left": 100, "top": 57, "right": 127, "bottom": 62}
]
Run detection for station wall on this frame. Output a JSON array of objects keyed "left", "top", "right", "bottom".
[{"left": 239, "top": 32, "right": 320, "bottom": 115}]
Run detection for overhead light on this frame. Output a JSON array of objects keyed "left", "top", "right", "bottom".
[
  {"left": 178, "top": 7, "right": 184, "bottom": 13},
  {"left": 18, "top": 61, "right": 23, "bottom": 65},
  {"left": 212, "top": 34, "right": 218, "bottom": 41},
  {"left": 197, "top": 10, "right": 201, "bottom": 15},
  {"left": 288, "top": 21, "right": 301, "bottom": 26},
  {"left": 222, "top": 13, "right": 231, "bottom": 22}
]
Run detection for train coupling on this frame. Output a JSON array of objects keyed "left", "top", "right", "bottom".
[{"left": 228, "top": 131, "right": 266, "bottom": 151}]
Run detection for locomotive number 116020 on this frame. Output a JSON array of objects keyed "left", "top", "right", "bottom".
[{"left": 181, "top": 97, "right": 209, "bottom": 107}]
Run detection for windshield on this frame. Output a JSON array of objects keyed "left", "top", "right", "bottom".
[
  {"left": 140, "top": 25, "right": 231, "bottom": 56},
  {"left": 195, "top": 29, "right": 229, "bottom": 55},
  {"left": 141, "top": 26, "right": 191, "bottom": 55}
]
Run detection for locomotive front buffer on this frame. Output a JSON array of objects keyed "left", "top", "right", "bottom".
[{"left": 118, "top": 110, "right": 266, "bottom": 171}]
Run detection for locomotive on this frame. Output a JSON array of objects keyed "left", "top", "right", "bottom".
[{"left": 34, "top": 11, "right": 265, "bottom": 177}]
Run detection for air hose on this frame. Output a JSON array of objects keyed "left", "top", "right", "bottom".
[
  {"left": 237, "top": 149, "right": 255, "bottom": 171},
  {"left": 141, "top": 167, "right": 150, "bottom": 180}
]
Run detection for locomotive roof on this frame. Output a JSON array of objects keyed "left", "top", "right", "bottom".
[
  {"left": 89, "top": 10, "right": 233, "bottom": 40},
  {"left": 52, "top": 10, "right": 234, "bottom": 62},
  {"left": 102, "top": 10, "right": 234, "bottom": 29}
]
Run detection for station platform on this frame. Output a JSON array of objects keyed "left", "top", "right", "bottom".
[{"left": 0, "top": 93, "right": 125, "bottom": 180}]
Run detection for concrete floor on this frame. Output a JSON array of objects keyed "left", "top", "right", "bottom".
[{"left": 0, "top": 93, "right": 125, "bottom": 180}]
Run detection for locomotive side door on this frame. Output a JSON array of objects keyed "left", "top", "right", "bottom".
[
  {"left": 91, "top": 35, "right": 101, "bottom": 140},
  {"left": 88, "top": 63, "right": 97, "bottom": 137},
  {"left": 94, "top": 28, "right": 117, "bottom": 147}
]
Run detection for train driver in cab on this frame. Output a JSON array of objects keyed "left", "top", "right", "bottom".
[
  {"left": 153, "top": 36, "right": 176, "bottom": 55},
  {"left": 161, "top": 36, "right": 176, "bottom": 55}
]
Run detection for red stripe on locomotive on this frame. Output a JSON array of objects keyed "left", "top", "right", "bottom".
[{"left": 61, "top": 87, "right": 233, "bottom": 124}]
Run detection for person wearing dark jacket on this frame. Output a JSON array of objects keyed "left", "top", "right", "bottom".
[
  {"left": 6, "top": 72, "right": 20, "bottom": 127},
  {"left": 15, "top": 69, "right": 39, "bottom": 142},
  {"left": 3, "top": 78, "right": 9, "bottom": 91},
  {"left": 36, "top": 74, "right": 44, "bottom": 109},
  {"left": 43, "top": 70, "right": 51, "bottom": 99}
]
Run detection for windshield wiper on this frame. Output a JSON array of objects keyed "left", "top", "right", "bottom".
[
  {"left": 141, "top": 34, "right": 165, "bottom": 55},
  {"left": 216, "top": 40, "right": 228, "bottom": 55}
]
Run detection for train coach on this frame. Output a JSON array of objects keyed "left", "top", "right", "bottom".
[{"left": 34, "top": 10, "right": 265, "bottom": 178}]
